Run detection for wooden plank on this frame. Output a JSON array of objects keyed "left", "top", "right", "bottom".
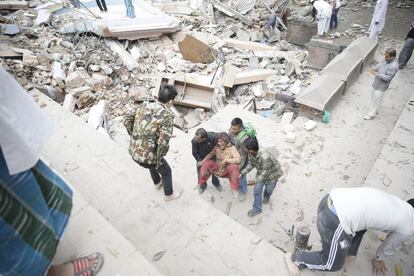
[
  {"left": 224, "top": 38, "right": 278, "bottom": 51},
  {"left": 209, "top": 0, "right": 253, "bottom": 26},
  {"left": 0, "top": 0, "right": 29, "bottom": 10},
  {"left": 222, "top": 63, "right": 238, "bottom": 88},
  {"left": 233, "top": 69, "right": 276, "bottom": 85}
]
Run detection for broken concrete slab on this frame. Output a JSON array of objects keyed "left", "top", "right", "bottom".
[
  {"left": 222, "top": 63, "right": 238, "bottom": 88},
  {"left": 157, "top": 77, "right": 214, "bottom": 110},
  {"left": 178, "top": 35, "right": 218, "bottom": 64},
  {"left": 286, "top": 20, "right": 317, "bottom": 46},
  {"left": 52, "top": 61, "right": 66, "bottom": 81},
  {"left": 63, "top": 93, "right": 76, "bottom": 112},
  {"left": 234, "top": 69, "right": 276, "bottom": 85},
  {"left": 1, "top": 24, "right": 20, "bottom": 35},
  {"left": 104, "top": 40, "right": 139, "bottom": 71},
  {"left": 209, "top": 0, "right": 253, "bottom": 26},
  {"left": 224, "top": 38, "right": 279, "bottom": 51},
  {"left": 294, "top": 74, "right": 345, "bottom": 112},
  {"left": 320, "top": 51, "right": 363, "bottom": 84},
  {"left": 280, "top": 112, "right": 294, "bottom": 133},
  {"left": 0, "top": 0, "right": 29, "bottom": 10},
  {"left": 35, "top": 9, "right": 51, "bottom": 25}
]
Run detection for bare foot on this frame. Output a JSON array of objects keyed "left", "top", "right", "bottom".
[
  {"left": 47, "top": 252, "right": 104, "bottom": 276},
  {"left": 285, "top": 253, "right": 300, "bottom": 276}
]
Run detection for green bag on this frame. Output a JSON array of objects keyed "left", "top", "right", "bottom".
[{"left": 236, "top": 122, "right": 256, "bottom": 143}]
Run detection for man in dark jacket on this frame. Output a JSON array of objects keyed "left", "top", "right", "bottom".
[{"left": 192, "top": 128, "right": 223, "bottom": 194}]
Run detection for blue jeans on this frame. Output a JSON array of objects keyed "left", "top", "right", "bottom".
[
  {"left": 252, "top": 181, "right": 277, "bottom": 212},
  {"left": 330, "top": 8, "right": 340, "bottom": 29},
  {"left": 239, "top": 175, "right": 248, "bottom": 194}
]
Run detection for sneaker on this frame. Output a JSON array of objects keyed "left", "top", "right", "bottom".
[
  {"left": 198, "top": 185, "right": 207, "bottom": 194},
  {"left": 213, "top": 183, "right": 223, "bottom": 192},
  {"left": 232, "top": 190, "right": 239, "bottom": 198},
  {"left": 247, "top": 209, "right": 262, "bottom": 217},
  {"left": 164, "top": 191, "right": 182, "bottom": 201},
  {"left": 238, "top": 193, "right": 247, "bottom": 202},
  {"left": 263, "top": 196, "right": 270, "bottom": 204},
  {"left": 364, "top": 115, "right": 374, "bottom": 120},
  {"left": 154, "top": 181, "right": 163, "bottom": 190}
]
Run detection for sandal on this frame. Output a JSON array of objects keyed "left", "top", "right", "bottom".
[{"left": 72, "top": 252, "right": 104, "bottom": 276}]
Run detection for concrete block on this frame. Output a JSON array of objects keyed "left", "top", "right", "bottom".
[
  {"left": 344, "top": 36, "right": 378, "bottom": 70},
  {"left": 320, "top": 51, "right": 363, "bottom": 84},
  {"left": 286, "top": 20, "right": 317, "bottom": 46},
  {"left": 294, "top": 74, "right": 345, "bottom": 112},
  {"left": 303, "top": 120, "right": 317, "bottom": 131},
  {"left": 306, "top": 39, "right": 343, "bottom": 69},
  {"left": 280, "top": 112, "right": 294, "bottom": 133},
  {"left": 285, "top": 132, "right": 296, "bottom": 143}
]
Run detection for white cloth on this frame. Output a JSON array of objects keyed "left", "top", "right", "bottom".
[
  {"left": 335, "top": 0, "right": 341, "bottom": 8},
  {"left": 368, "top": 0, "right": 389, "bottom": 41},
  {"left": 0, "top": 66, "right": 54, "bottom": 174},
  {"left": 313, "top": 0, "right": 332, "bottom": 35},
  {"left": 330, "top": 187, "right": 414, "bottom": 260},
  {"left": 368, "top": 88, "right": 385, "bottom": 117}
]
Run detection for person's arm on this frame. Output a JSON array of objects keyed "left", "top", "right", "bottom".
[
  {"left": 123, "top": 110, "right": 136, "bottom": 135},
  {"left": 377, "top": 63, "right": 398, "bottom": 82},
  {"left": 192, "top": 140, "right": 202, "bottom": 161},
  {"left": 256, "top": 154, "right": 283, "bottom": 183},
  {"left": 157, "top": 112, "right": 173, "bottom": 160},
  {"left": 240, "top": 157, "right": 254, "bottom": 176},
  {"left": 201, "top": 147, "right": 216, "bottom": 163}
]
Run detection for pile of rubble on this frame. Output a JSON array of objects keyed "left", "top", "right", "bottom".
[{"left": 0, "top": 0, "right": 321, "bottom": 133}]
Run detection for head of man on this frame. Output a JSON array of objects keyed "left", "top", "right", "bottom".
[
  {"left": 243, "top": 137, "right": 259, "bottom": 157},
  {"left": 217, "top": 132, "right": 230, "bottom": 150},
  {"left": 194, "top": 128, "right": 208, "bottom": 144},
  {"left": 230, "top": 117, "right": 243, "bottom": 136},
  {"left": 384, "top": 48, "right": 396, "bottom": 63},
  {"left": 158, "top": 84, "right": 178, "bottom": 108},
  {"left": 408, "top": 198, "right": 414, "bottom": 208}
]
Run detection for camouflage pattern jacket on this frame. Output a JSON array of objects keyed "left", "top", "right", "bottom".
[{"left": 124, "top": 101, "right": 174, "bottom": 167}]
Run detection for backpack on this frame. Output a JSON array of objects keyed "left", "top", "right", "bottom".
[{"left": 236, "top": 122, "right": 256, "bottom": 143}]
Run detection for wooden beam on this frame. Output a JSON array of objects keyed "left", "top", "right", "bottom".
[
  {"left": 224, "top": 38, "right": 278, "bottom": 51},
  {"left": 233, "top": 69, "right": 276, "bottom": 85},
  {"left": 209, "top": 0, "right": 253, "bottom": 26}
]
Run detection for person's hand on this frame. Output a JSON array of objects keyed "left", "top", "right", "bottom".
[
  {"left": 197, "top": 161, "right": 203, "bottom": 167},
  {"left": 248, "top": 180, "right": 255, "bottom": 186},
  {"left": 214, "top": 171, "right": 223, "bottom": 177},
  {"left": 369, "top": 68, "right": 377, "bottom": 76},
  {"left": 371, "top": 258, "right": 387, "bottom": 275},
  {"left": 375, "top": 21, "right": 379, "bottom": 25}
]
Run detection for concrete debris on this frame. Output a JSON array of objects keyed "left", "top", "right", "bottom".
[
  {"left": 63, "top": 93, "right": 76, "bottom": 112},
  {"left": 76, "top": 91, "right": 96, "bottom": 109},
  {"left": 178, "top": 35, "right": 218, "bottom": 64},
  {"left": 87, "top": 100, "right": 108, "bottom": 132},
  {"left": 35, "top": 9, "right": 51, "bottom": 26},
  {"left": 303, "top": 120, "right": 317, "bottom": 131},
  {"left": 1, "top": 24, "right": 20, "bottom": 35},
  {"left": 65, "top": 71, "right": 93, "bottom": 90}
]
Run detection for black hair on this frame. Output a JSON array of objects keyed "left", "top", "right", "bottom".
[
  {"left": 158, "top": 84, "right": 177, "bottom": 103},
  {"left": 231, "top": 117, "right": 243, "bottom": 127},
  {"left": 408, "top": 199, "right": 414, "bottom": 209},
  {"left": 217, "top": 132, "right": 230, "bottom": 143},
  {"left": 195, "top": 128, "right": 208, "bottom": 139},
  {"left": 385, "top": 48, "right": 397, "bottom": 58},
  {"left": 243, "top": 137, "right": 259, "bottom": 152}
]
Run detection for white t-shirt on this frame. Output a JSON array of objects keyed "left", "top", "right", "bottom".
[
  {"left": 0, "top": 66, "right": 54, "bottom": 174},
  {"left": 330, "top": 187, "right": 414, "bottom": 259}
]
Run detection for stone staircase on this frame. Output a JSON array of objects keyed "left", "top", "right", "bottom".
[{"left": 34, "top": 90, "right": 289, "bottom": 276}]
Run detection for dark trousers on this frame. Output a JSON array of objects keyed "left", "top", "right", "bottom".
[
  {"left": 137, "top": 158, "right": 173, "bottom": 196},
  {"left": 96, "top": 0, "right": 107, "bottom": 11},
  {"left": 398, "top": 38, "right": 414, "bottom": 67},
  {"left": 330, "top": 8, "right": 340, "bottom": 29},
  {"left": 197, "top": 164, "right": 220, "bottom": 186},
  {"left": 292, "top": 194, "right": 352, "bottom": 272}
]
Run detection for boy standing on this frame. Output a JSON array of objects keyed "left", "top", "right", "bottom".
[
  {"left": 241, "top": 137, "right": 283, "bottom": 217},
  {"left": 364, "top": 48, "right": 399, "bottom": 120}
]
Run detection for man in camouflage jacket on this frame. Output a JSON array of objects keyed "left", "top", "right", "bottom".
[{"left": 124, "top": 85, "right": 181, "bottom": 201}]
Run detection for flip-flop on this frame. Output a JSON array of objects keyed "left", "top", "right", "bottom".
[{"left": 72, "top": 252, "right": 104, "bottom": 276}]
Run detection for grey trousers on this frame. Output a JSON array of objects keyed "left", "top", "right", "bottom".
[{"left": 398, "top": 38, "right": 414, "bottom": 67}]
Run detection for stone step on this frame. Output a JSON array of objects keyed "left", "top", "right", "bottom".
[
  {"left": 52, "top": 190, "right": 162, "bottom": 275},
  {"left": 33, "top": 90, "right": 289, "bottom": 276}
]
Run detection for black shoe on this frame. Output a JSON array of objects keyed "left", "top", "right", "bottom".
[
  {"left": 198, "top": 185, "right": 207, "bottom": 194},
  {"left": 213, "top": 183, "right": 223, "bottom": 192},
  {"left": 247, "top": 209, "right": 262, "bottom": 217},
  {"left": 263, "top": 196, "right": 270, "bottom": 204}
]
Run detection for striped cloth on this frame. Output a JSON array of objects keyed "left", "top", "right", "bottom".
[{"left": 0, "top": 148, "right": 73, "bottom": 275}]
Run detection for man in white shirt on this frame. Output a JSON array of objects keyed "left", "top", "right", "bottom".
[
  {"left": 285, "top": 187, "right": 414, "bottom": 275},
  {"left": 311, "top": 0, "right": 332, "bottom": 37}
]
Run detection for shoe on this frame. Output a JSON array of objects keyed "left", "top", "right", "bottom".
[
  {"left": 238, "top": 193, "right": 247, "bottom": 202},
  {"left": 364, "top": 115, "right": 373, "bottom": 120},
  {"left": 247, "top": 209, "right": 262, "bottom": 217},
  {"left": 154, "top": 181, "right": 162, "bottom": 190},
  {"left": 263, "top": 196, "right": 270, "bottom": 204},
  {"left": 198, "top": 185, "right": 207, "bottom": 194},
  {"left": 233, "top": 190, "right": 239, "bottom": 198},
  {"left": 164, "top": 191, "right": 182, "bottom": 201},
  {"left": 213, "top": 183, "right": 223, "bottom": 192}
]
